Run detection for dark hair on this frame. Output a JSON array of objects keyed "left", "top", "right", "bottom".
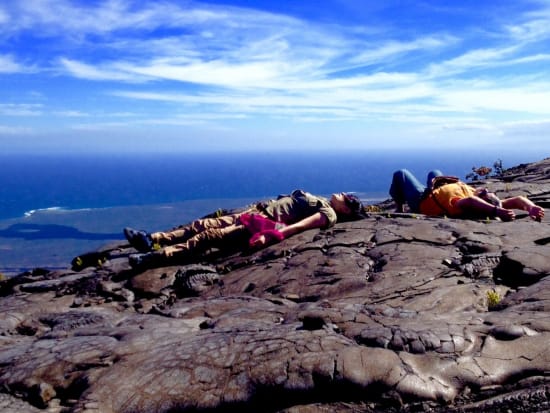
[{"left": 343, "top": 193, "right": 366, "bottom": 218}]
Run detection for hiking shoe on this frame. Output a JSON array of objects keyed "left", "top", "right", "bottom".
[
  {"left": 123, "top": 227, "right": 153, "bottom": 252},
  {"left": 128, "top": 251, "right": 163, "bottom": 270}
]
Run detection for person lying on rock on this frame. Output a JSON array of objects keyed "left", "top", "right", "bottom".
[
  {"left": 123, "top": 190, "right": 365, "bottom": 269},
  {"left": 389, "top": 169, "right": 545, "bottom": 221}
]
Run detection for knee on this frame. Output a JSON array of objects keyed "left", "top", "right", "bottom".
[
  {"left": 427, "top": 169, "right": 443, "bottom": 179},
  {"left": 390, "top": 170, "right": 408, "bottom": 197},
  {"left": 393, "top": 169, "right": 410, "bottom": 179},
  {"left": 194, "top": 227, "right": 222, "bottom": 242},
  {"left": 392, "top": 169, "right": 412, "bottom": 185},
  {"left": 190, "top": 219, "right": 208, "bottom": 233}
]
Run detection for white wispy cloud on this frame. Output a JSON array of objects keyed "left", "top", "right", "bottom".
[
  {"left": 505, "top": 3, "right": 550, "bottom": 43},
  {"left": 53, "top": 110, "right": 90, "bottom": 118},
  {"left": 59, "top": 58, "right": 149, "bottom": 82},
  {"left": 0, "top": 103, "right": 43, "bottom": 116},
  {"left": 4, "top": 0, "right": 299, "bottom": 39},
  {"left": 426, "top": 46, "right": 522, "bottom": 78},
  {"left": 0, "top": 125, "right": 34, "bottom": 135},
  {"left": 349, "top": 36, "right": 457, "bottom": 68},
  {"left": 0, "top": 6, "right": 8, "bottom": 25},
  {"left": 0, "top": 55, "right": 23, "bottom": 73},
  {"left": 437, "top": 87, "right": 550, "bottom": 114},
  {"left": 502, "top": 118, "right": 550, "bottom": 137},
  {"left": 3, "top": 0, "right": 550, "bottom": 148}
]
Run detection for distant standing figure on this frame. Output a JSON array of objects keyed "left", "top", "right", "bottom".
[
  {"left": 123, "top": 189, "right": 365, "bottom": 269},
  {"left": 389, "top": 169, "right": 545, "bottom": 221}
]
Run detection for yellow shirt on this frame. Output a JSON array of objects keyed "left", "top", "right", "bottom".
[{"left": 419, "top": 182, "right": 476, "bottom": 217}]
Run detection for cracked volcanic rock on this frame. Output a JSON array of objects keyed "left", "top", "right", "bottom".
[{"left": 1, "top": 158, "right": 550, "bottom": 412}]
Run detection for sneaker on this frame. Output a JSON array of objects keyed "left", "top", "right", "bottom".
[
  {"left": 123, "top": 227, "right": 153, "bottom": 252},
  {"left": 128, "top": 251, "right": 163, "bottom": 270}
]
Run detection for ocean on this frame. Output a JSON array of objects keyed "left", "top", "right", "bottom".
[{"left": 0, "top": 149, "right": 545, "bottom": 275}]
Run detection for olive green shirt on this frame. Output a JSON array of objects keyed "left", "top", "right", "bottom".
[{"left": 262, "top": 189, "right": 337, "bottom": 228}]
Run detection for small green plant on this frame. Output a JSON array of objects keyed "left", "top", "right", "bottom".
[
  {"left": 0, "top": 272, "right": 6, "bottom": 281},
  {"left": 486, "top": 290, "right": 501, "bottom": 309},
  {"left": 365, "top": 204, "right": 382, "bottom": 213},
  {"left": 492, "top": 159, "right": 504, "bottom": 177}
]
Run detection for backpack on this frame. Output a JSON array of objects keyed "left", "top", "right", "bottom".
[{"left": 430, "top": 175, "right": 460, "bottom": 190}]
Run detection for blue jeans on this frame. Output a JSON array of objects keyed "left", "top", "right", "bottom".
[{"left": 389, "top": 169, "right": 442, "bottom": 212}]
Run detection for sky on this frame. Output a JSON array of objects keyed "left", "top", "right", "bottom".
[{"left": 1, "top": 0, "right": 550, "bottom": 154}]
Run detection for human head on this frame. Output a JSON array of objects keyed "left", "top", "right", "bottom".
[{"left": 330, "top": 193, "right": 366, "bottom": 218}]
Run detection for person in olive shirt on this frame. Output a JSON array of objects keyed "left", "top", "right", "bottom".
[{"left": 124, "top": 190, "right": 365, "bottom": 269}]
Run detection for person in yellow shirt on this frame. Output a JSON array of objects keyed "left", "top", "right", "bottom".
[{"left": 389, "top": 169, "right": 544, "bottom": 221}]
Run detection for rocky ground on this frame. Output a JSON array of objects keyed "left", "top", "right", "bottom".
[{"left": 1, "top": 158, "right": 550, "bottom": 413}]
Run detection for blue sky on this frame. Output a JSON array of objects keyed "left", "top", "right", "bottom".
[{"left": 1, "top": 0, "right": 550, "bottom": 154}]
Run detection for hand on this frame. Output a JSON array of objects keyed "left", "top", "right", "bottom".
[
  {"left": 249, "top": 229, "right": 285, "bottom": 248},
  {"left": 249, "top": 233, "right": 267, "bottom": 248},
  {"left": 496, "top": 207, "right": 515, "bottom": 221},
  {"left": 528, "top": 205, "right": 544, "bottom": 222}
]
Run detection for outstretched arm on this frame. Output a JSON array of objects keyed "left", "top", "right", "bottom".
[
  {"left": 279, "top": 212, "right": 328, "bottom": 238},
  {"left": 455, "top": 196, "right": 516, "bottom": 221},
  {"left": 501, "top": 196, "right": 545, "bottom": 221},
  {"left": 249, "top": 212, "right": 328, "bottom": 248}
]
